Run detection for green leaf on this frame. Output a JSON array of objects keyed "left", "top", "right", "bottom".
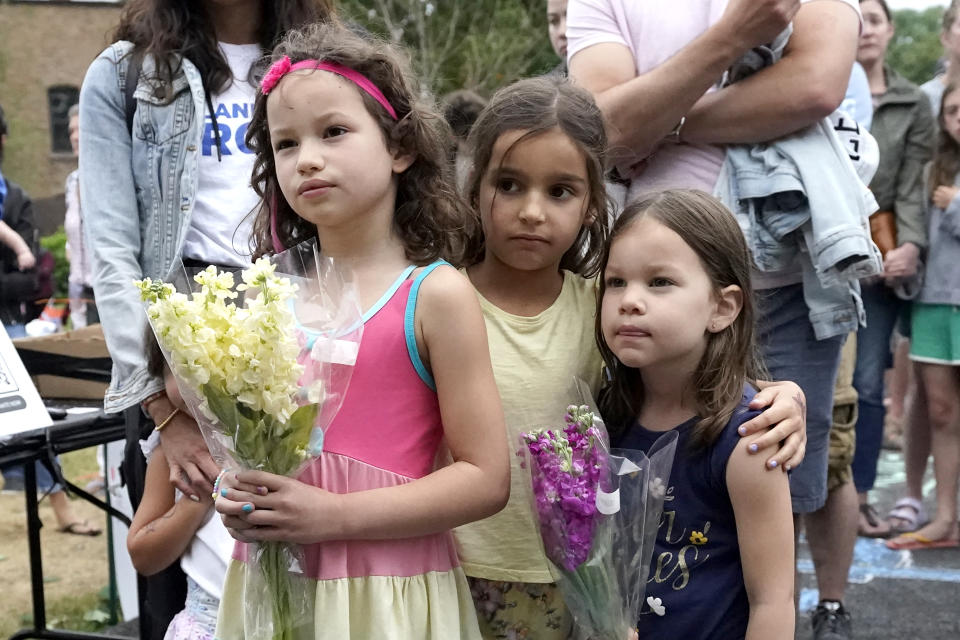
[
  {"left": 236, "top": 415, "right": 270, "bottom": 466},
  {"left": 286, "top": 404, "right": 319, "bottom": 449},
  {"left": 264, "top": 404, "right": 318, "bottom": 474},
  {"left": 40, "top": 227, "right": 70, "bottom": 299},
  {"left": 202, "top": 385, "right": 244, "bottom": 437}
]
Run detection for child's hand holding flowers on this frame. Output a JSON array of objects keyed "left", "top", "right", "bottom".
[
  {"left": 520, "top": 399, "right": 677, "bottom": 640},
  {"left": 216, "top": 471, "right": 347, "bottom": 545},
  {"left": 135, "top": 240, "right": 363, "bottom": 640}
]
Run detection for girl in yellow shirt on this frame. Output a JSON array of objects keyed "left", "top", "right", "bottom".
[{"left": 456, "top": 75, "right": 807, "bottom": 639}]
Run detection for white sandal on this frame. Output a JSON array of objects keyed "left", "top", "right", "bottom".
[{"left": 886, "top": 497, "right": 928, "bottom": 534}]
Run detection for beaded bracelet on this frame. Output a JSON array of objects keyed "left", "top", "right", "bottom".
[
  {"left": 211, "top": 468, "right": 231, "bottom": 501},
  {"left": 154, "top": 407, "right": 180, "bottom": 432},
  {"left": 140, "top": 390, "right": 167, "bottom": 414}
]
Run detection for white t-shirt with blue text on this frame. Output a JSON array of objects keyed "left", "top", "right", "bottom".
[{"left": 181, "top": 42, "right": 261, "bottom": 267}]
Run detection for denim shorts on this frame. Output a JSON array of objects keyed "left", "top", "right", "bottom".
[
  {"left": 1, "top": 459, "right": 63, "bottom": 493},
  {"left": 756, "top": 284, "right": 845, "bottom": 513}
]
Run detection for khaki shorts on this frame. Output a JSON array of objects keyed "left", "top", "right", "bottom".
[
  {"left": 828, "top": 402, "right": 857, "bottom": 492},
  {"left": 827, "top": 334, "right": 858, "bottom": 493}
]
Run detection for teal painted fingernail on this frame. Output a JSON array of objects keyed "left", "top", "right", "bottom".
[
  {"left": 220, "top": 488, "right": 228, "bottom": 497},
  {"left": 749, "top": 443, "right": 758, "bottom": 453},
  {"left": 242, "top": 504, "right": 253, "bottom": 513}
]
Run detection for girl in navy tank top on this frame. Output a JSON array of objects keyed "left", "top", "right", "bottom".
[{"left": 597, "top": 190, "right": 795, "bottom": 640}]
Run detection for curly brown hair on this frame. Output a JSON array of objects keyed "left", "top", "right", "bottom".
[
  {"left": 462, "top": 76, "right": 610, "bottom": 277},
  {"left": 247, "top": 22, "right": 475, "bottom": 264},
  {"left": 596, "top": 190, "right": 766, "bottom": 449}
]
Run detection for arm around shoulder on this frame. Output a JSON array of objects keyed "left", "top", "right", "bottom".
[{"left": 727, "top": 437, "right": 795, "bottom": 640}]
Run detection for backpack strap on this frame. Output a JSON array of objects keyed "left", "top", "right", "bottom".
[{"left": 124, "top": 51, "right": 143, "bottom": 136}]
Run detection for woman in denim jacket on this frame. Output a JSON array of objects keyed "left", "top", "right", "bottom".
[{"left": 78, "top": 1, "right": 332, "bottom": 637}]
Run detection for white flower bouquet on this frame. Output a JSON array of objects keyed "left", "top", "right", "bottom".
[{"left": 136, "top": 239, "right": 362, "bottom": 640}]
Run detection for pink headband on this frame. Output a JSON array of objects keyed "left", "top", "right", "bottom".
[{"left": 260, "top": 56, "right": 398, "bottom": 121}]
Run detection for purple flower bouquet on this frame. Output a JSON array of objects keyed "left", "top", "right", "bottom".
[{"left": 519, "top": 397, "right": 677, "bottom": 639}]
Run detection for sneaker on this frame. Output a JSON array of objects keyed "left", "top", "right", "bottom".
[{"left": 812, "top": 601, "right": 852, "bottom": 640}]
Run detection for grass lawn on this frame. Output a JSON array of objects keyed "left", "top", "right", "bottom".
[
  {"left": 0, "top": 446, "right": 119, "bottom": 636},
  {"left": 0, "top": 590, "right": 117, "bottom": 637}
]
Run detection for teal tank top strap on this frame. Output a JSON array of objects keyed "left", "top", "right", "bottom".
[{"left": 404, "top": 260, "right": 449, "bottom": 391}]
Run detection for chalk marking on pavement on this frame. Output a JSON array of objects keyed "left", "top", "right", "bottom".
[
  {"left": 799, "top": 588, "right": 820, "bottom": 613},
  {"left": 894, "top": 549, "right": 913, "bottom": 570},
  {"left": 799, "top": 538, "right": 960, "bottom": 584}
]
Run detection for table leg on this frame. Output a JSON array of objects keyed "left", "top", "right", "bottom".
[
  {"left": 24, "top": 460, "right": 46, "bottom": 632},
  {"left": 9, "top": 461, "right": 135, "bottom": 640}
]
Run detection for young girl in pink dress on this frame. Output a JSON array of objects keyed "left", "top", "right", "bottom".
[{"left": 213, "top": 22, "right": 508, "bottom": 639}]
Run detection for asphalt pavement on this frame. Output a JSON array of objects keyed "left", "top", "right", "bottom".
[{"left": 796, "top": 449, "right": 960, "bottom": 639}]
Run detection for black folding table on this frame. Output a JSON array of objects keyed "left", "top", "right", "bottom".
[{"left": 1, "top": 409, "right": 129, "bottom": 640}]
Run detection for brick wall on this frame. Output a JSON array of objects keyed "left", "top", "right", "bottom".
[{"left": 0, "top": 1, "right": 122, "bottom": 204}]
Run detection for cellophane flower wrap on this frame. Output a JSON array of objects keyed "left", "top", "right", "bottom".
[
  {"left": 519, "top": 381, "right": 678, "bottom": 639},
  {"left": 135, "top": 239, "right": 362, "bottom": 640}
]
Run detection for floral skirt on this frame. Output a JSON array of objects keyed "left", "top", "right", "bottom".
[
  {"left": 165, "top": 577, "right": 219, "bottom": 640},
  {"left": 468, "top": 577, "right": 573, "bottom": 640}
]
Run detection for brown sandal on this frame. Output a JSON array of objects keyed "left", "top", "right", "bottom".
[{"left": 858, "top": 503, "right": 892, "bottom": 538}]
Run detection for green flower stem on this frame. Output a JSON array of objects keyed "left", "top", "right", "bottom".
[
  {"left": 261, "top": 543, "right": 293, "bottom": 640},
  {"left": 201, "top": 385, "right": 318, "bottom": 638},
  {"left": 558, "top": 541, "right": 627, "bottom": 639}
]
